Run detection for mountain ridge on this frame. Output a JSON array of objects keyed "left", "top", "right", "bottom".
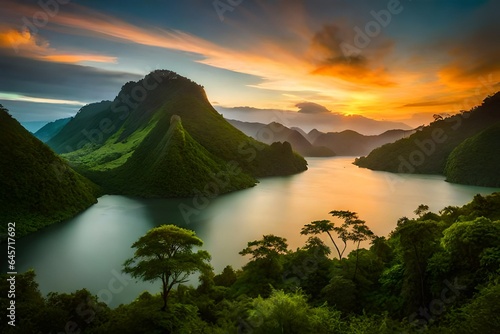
[
  {"left": 34, "top": 117, "right": 72, "bottom": 142},
  {"left": 228, "top": 119, "right": 411, "bottom": 157}
]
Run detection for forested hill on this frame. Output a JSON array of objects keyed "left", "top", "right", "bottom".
[
  {"left": 355, "top": 92, "right": 500, "bottom": 186},
  {"left": 47, "top": 70, "right": 307, "bottom": 197},
  {"left": 445, "top": 122, "right": 500, "bottom": 187},
  {"left": 0, "top": 106, "right": 99, "bottom": 238}
]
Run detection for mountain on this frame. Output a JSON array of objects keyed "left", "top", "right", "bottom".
[
  {"left": 20, "top": 121, "right": 48, "bottom": 133},
  {"left": 444, "top": 122, "right": 500, "bottom": 187},
  {"left": 33, "top": 117, "right": 72, "bottom": 142},
  {"left": 311, "top": 129, "right": 411, "bottom": 156},
  {"left": 47, "top": 70, "right": 307, "bottom": 197},
  {"left": 227, "top": 119, "right": 335, "bottom": 157},
  {"left": 0, "top": 105, "right": 99, "bottom": 238},
  {"left": 215, "top": 106, "right": 412, "bottom": 135},
  {"left": 354, "top": 92, "right": 500, "bottom": 185}
]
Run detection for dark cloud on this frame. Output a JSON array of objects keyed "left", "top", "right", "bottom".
[
  {"left": 295, "top": 102, "right": 330, "bottom": 114},
  {"left": 308, "top": 23, "right": 395, "bottom": 86},
  {"left": 401, "top": 101, "right": 454, "bottom": 108},
  {"left": 0, "top": 99, "right": 81, "bottom": 122},
  {"left": 0, "top": 54, "right": 141, "bottom": 103},
  {"left": 437, "top": 1, "right": 500, "bottom": 83},
  {"left": 311, "top": 24, "right": 366, "bottom": 66}
]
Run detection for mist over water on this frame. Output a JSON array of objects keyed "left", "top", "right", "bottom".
[{"left": 7, "top": 157, "right": 499, "bottom": 307}]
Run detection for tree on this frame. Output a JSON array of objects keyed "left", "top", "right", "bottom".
[
  {"left": 433, "top": 114, "right": 444, "bottom": 122},
  {"left": 123, "top": 225, "right": 211, "bottom": 311},
  {"left": 301, "top": 220, "right": 343, "bottom": 259},
  {"left": 239, "top": 234, "right": 289, "bottom": 260},
  {"left": 236, "top": 235, "right": 289, "bottom": 296},
  {"left": 441, "top": 217, "right": 500, "bottom": 271},
  {"left": 301, "top": 211, "right": 375, "bottom": 261},
  {"left": 414, "top": 204, "right": 429, "bottom": 218},
  {"left": 350, "top": 222, "right": 375, "bottom": 280},
  {"left": 393, "top": 220, "right": 441, "bottom": 312},
  {"left": 214, "top": 265, "right": 238, "bottom": 287}
]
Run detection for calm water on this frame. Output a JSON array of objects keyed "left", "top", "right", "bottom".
[{"left": 7, "top": 157, "right": 500, "bottom": 307}]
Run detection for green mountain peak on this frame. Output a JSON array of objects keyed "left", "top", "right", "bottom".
[{"left": 47, "top": 70, "right": 307, "bottom": 197}]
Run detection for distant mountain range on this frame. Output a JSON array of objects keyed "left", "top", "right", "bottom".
[
  {"left": 46, "top": 70, "right": 307, "bottom": 197},
  {"left": 33, "top": 117, "right": 71, "bottom": 142},
  {"left": 355, "top": 92, "right": 500, "bottom": 187},
  {"left": 0, "top": 106, "right": 99, "bottom": 238},
  {"left": 19, "top": 121, "right": 50, "bottom": 133},
  {"left": 227, "top": 119, "right": 335, "bottom": 157},
  {"left": 228, "top": 119, "right": 411, "bottom": 157},
  {"left": 216, "top": 106, "right": 412, "bottom": 135}
]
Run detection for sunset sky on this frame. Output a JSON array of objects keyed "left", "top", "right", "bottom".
[{"left": 0, "top": 0, "right": 498, "bottom": 125}]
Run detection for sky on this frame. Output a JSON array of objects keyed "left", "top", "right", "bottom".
[{"left": 0, "top": 0, "right": 499, "bottom": 125}]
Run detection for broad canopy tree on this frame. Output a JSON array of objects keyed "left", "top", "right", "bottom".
[{"left": 123, "top": 225, "right": 211, "bottom": 311}]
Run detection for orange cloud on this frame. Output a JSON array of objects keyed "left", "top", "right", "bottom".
[
  {"left": 0, "top": 27, "right": 48, "bottom": 54},
  {"left": 0, "top": 26, "right": 117, "bottom": 64},
  {"left": 42, "top": 54, "right": 117, "bottom": 64}
]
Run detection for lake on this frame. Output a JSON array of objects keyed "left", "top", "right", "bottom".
[{"left": 6, "top": 157, "right": 500, "bottom": 307}]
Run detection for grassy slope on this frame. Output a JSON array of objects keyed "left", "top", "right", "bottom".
[
  {"left": 86, "top": 114, "right": 257, "bottom": 197},
  {"left": 0, "top": 107, "right": 99, "bottom": 238},
  {"left": 445, "top": 122, "right": 500, "bottom": 187}
]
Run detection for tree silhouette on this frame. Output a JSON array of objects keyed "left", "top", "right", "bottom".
[
  {"left": 414, "top": 204, "right": 429, "bottom": 218},
  {"left": 301, "top": 211, "right": 375, "bottom": 262},
  {"left": 239, "top": 234, "right": 289, "bottom": 260}
]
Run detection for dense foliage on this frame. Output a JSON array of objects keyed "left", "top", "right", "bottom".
[
  {"left": 47, "top": 70, "right": 307, "bottom": 197},
  {"left": 0, "top": 106, "right": 99, "bottom": 238},
  {"left": 355, "top": 92, "right": 500, "bottom": 186},
  {"left": 445, "top": 123, "right": 500, "bottom": 187},
  {"left": 2, "top": 192, "right": 499, "bottom": 333}
]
